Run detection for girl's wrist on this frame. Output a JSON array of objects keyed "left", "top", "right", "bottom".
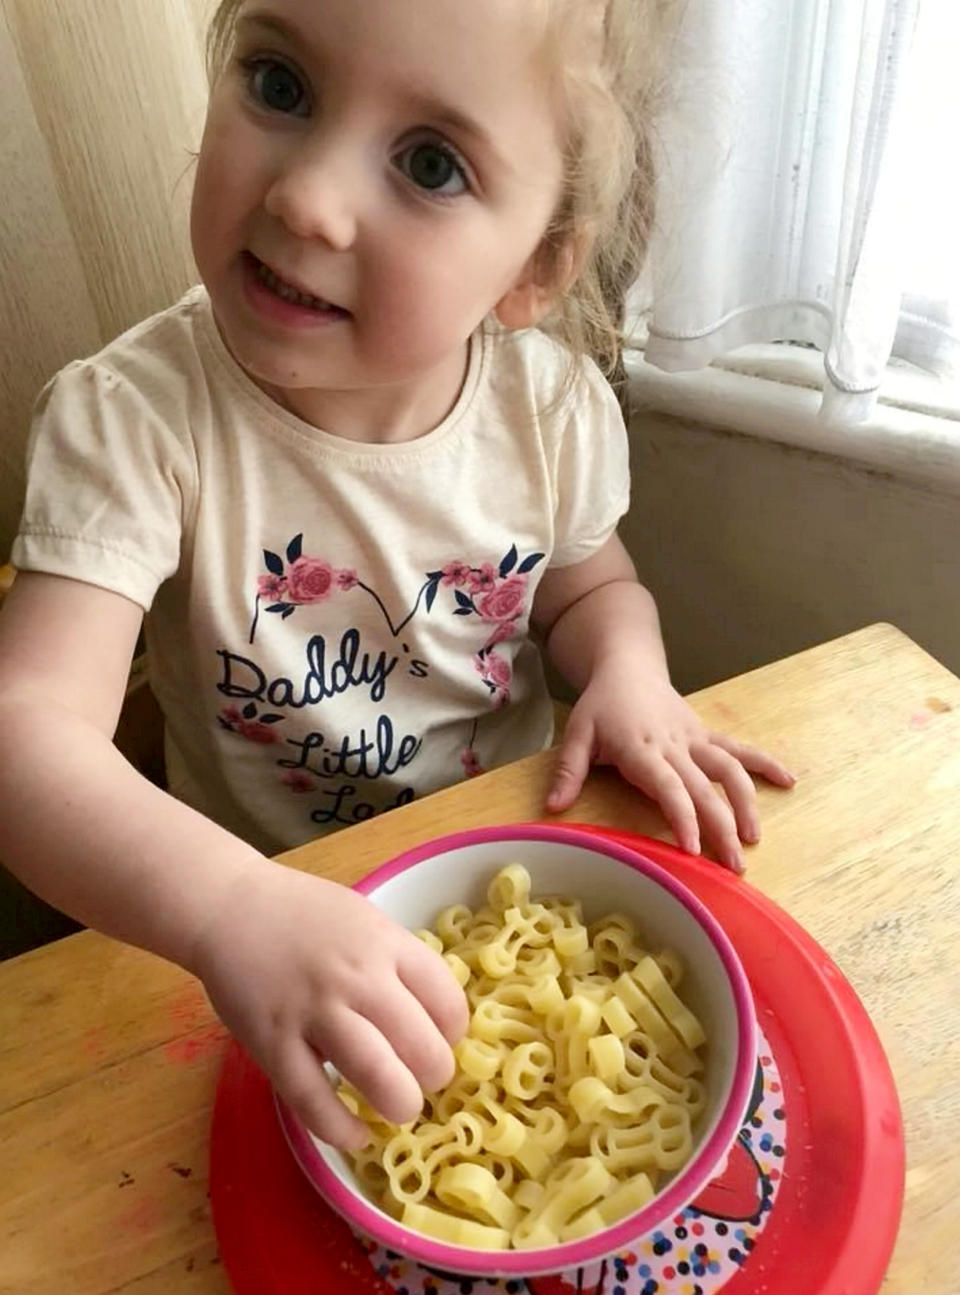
[
  {"left": 589, "top": 638, "right": 671, "bottom": 686},
  {"left": 181, "top": 851, "right": 279, "bottom": 980}
]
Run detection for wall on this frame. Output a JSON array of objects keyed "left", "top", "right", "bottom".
[
  {"left": 622, "top": 392, "right": 960, "bottom": 695},
  {"left": 0, "top": 0, "right": 212, "bottom": 559}
]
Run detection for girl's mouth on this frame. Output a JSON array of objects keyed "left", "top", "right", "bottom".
[{"left": 241, "top": 251, "right": 349, "bottom": 324}]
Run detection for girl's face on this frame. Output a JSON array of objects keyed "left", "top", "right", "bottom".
[{"left": 191, "top": 0, "right": 566, "bottom": 427}]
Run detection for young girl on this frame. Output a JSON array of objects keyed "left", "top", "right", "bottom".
[{"left": 0, "top": 0, "right": 792, "bottom": 1149}]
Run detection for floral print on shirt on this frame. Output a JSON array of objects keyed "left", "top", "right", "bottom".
[
  {"left": 249, "top": 534, "right": 542, "bottom": 710},
  {"left": 224, "top": 533, "right": 544, "bottom": 824}
]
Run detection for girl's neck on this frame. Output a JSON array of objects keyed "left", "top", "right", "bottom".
[{"left": 248, "top": 342, "right": 472, "bottom": 445}]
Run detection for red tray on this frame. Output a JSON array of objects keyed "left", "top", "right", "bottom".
[{"left": 209, "top": 827, "right": 904, "bottom": 1295}]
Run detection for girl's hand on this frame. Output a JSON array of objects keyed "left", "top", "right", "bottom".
[
  {"left": 546, "top": 663, "right": 795, "bottom": 872},
  {"left": 192, "top": 862, "right": 469, "bottom": 1149}
]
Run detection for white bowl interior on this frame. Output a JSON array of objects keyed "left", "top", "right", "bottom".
[{"left": 309, "top": 835, "right": 743, "bottom": 1237}]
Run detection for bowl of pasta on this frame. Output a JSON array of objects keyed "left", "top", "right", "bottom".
[{"left": 277, "top": 823, "right": 757, "bottom": 1278}]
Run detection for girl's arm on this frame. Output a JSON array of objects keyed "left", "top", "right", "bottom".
[
  {"left": 531, "top": 535, "right": 794, "bottom": 871},
  {"left": 0, "top": 572, "right": 261, "bottom": 961},
  {"left": 0, "top": 572, "right": 467, "bottom": 1144}
]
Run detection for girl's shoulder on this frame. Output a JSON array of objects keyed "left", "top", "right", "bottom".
[
  {"left": 485, "top": 323, "right": 621, "bottom": 428},
  {"left": 45, "top": 285, "right": 215, "bottom": 414},
  {"left": 28, "top": 286, "right": 223, "bottom": 487}
]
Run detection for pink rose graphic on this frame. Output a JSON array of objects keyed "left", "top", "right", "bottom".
[
  {"left": 441, "top": 560, "right": 471, "bottom": 587},
  {"left": 285, "top": 556, "right": 335, "bottom": 604},
  {"left": 460, "top": 748, "right": 485, "bottom": 778},
  {"left": 466, "top": 563, "right": 497, "bottom": 594},
  {"left": 477, "top": 575, "right": 527, "bottom": 623},
  {"left": 483, "top": 651, "right": 512, "bottom": 689},
  {"left": 474, "top": 650, "right": 512, "bottom": 708},
  {"left": 220, "top": 705, "right": 243, "bottom": 726},
  {"left": 257, "top": 573, "right": 288, "bottom": 599},
  {"left": 483, "top": 620, "right": 517, "bottom": 651},
  {"left": 250, "top": 533, "right": 369, "bottom": 644},
  {"left": 237, "top": 720, "right": 280, "bottom": 744}
]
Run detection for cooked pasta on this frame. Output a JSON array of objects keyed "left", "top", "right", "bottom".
[{"left": 337, "top": 864, "right": 708, "bottom": 1250}]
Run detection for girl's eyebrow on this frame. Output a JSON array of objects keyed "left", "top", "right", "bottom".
[{"left": 235, "top": 11, "right": 306, "bottom": 49}]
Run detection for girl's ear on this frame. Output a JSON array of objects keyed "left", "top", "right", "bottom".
[
  {"left": 494, "top": 280, "right": 555, "bottom": 330},
  {"left": 494, "top": 237, "right": 581, "bottom": 330}
]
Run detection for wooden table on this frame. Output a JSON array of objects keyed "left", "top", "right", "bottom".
[{"left": 1, "top": 623, "right": 958, "bottom": 1294}]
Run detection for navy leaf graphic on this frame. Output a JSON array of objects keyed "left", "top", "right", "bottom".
[
  {"left": 453, "top": 606, "right": 473, "bottom": 616},
  {"left": 264, "top": 549, "right": 284, "bottom": 576},
  {"left": 499, "top": 544, "right": 518, "bottom": 577},
  {"left": 260, "top": 714, "right": 284, "bottom": 724},
  {"left": 425, "top": 569, "right": 443, "bottom": 580},
  {"left": 425, "top": 578, "right": 440, "bottom": 614},
  {"left": 454, "top": 590, "right": 475, "bottom": 611},
  {"left": 517, "top": 551, "right": 545, "bottom": 574},
  {"left": 242, "top": 703, "right": 257, "bottom": 719},
  {"left": 286, "top": 533, "right": 303, "bottom": 563},
  {"left": 267, "top": 602, "right": 291, "bottom": 613},
  {"left": 282, "top": 607, "right": 295, "bottom": 618}
]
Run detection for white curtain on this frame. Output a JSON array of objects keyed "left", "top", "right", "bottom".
[{"left": 636, "top": 0, "right": 958, "bottom": 425}]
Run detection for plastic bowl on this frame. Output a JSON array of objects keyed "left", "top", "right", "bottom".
[{"left": 277, "top": 823, "right": 757, "bottom": 1278}]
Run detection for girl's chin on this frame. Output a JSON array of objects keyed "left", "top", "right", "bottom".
[{"left": 213, "top": 315, "right": 335, "bottom": 390}]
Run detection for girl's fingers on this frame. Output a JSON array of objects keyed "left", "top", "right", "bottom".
[
  {"left": 276, "top": 1036, "right": 371, "bottom": 1150},
  {"left": 692, "top": 741, "right": 761, "bottom": 845},
  {"left": 709, "top": 731, "right": 796, "bottom": 787},
  {"left": 396, "top": 934, "right": 470, "bottom": 1045},
  {"left": 357, "top": 973, "right": 460, "bottom": 1097},
  {"left": 615, "top": 746, "right": 701, "bottom": 857},
  {"left": 309, "top": 1008, "right": 424, "bottom": 1127},
  {"left": 667, "top": 752, "right": 744, "bottom": 872},
  {"left": 547, "top": 715, "right": 594, "bottom": 812}
]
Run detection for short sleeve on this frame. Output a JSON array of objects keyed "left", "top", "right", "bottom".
[
  {"left": 11, "top": 360, "right": 196, "bottom": 612},
  {"left": 549, "top": 358, "right": 630, "bottom": 568}
]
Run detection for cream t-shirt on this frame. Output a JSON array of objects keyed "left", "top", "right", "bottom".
[{"left": 14, "top": 287, "right": 629, "bottom": 855}]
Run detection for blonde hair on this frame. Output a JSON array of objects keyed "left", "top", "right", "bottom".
[
  {"left": 535, "top": 0, "right": 675, "bottom": 395},
  {"left": 205, "top": 1, "right": 674, "bottom": 389}
]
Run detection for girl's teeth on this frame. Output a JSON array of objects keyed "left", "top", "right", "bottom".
[{"left": 255, "top": 260, "right": 330, "bottom": 310}]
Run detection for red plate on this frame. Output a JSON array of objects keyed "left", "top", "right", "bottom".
[{"left": 209, "top": 827, "right": 904, "bottom": 1295}]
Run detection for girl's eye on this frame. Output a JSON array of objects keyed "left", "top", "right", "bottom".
[
  {"left": 243, "top": 58, "right": 309, "bottom": 117},
  {"left": 395, "top": 142, "right": 469, "bottom": 197}
]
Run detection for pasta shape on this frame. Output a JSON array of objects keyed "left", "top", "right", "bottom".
[{"left": 338, "top": 864, "right": 709, "bottom": 1249}]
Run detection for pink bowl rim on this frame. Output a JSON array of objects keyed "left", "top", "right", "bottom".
[{"left": 277, "top": 823, "right": 757, "bottom": 1276}]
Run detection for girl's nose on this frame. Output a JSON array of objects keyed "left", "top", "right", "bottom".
[{"left": 263, "top": 140, "right": 359, "bottom": 251}]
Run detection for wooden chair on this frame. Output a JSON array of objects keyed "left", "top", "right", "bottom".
[{"left": 0, "top": 564, "right": 166, "bottom": 958}]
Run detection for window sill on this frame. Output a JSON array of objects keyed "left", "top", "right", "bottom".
[{"left": 625, "top": 344, "right": 960, "bottom": 495}]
